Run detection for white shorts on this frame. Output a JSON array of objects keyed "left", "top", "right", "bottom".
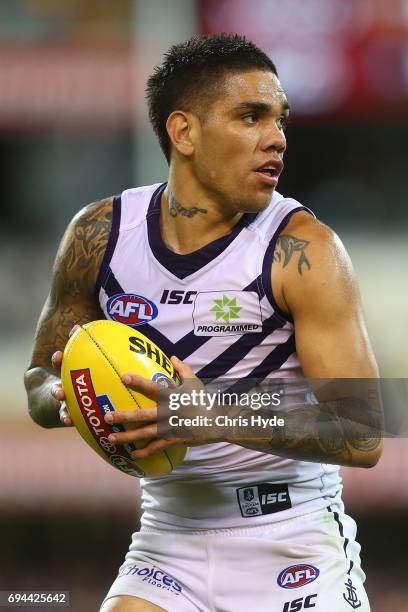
[{"left": 101, "top": 506, "right": 370, "bottom": 612}]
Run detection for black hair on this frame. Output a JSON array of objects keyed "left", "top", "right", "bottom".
[{"left": 146, "top": 33, "right": 278, "bottom": 163}]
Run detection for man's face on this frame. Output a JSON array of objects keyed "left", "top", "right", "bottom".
[{"left": 192, "top": 70, "right": 289, "bottom": 213}]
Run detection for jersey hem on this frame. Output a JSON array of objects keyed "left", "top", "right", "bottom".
[{"left": 139, "top": 496, "right": 342, "bottom": 534}]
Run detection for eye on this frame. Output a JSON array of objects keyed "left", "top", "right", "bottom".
[
  {"left": 242, "top": 113, "right": 259, "bottom": 125},
  {"left": 277, "top": 116, "right": 290, "bottom": 131}
]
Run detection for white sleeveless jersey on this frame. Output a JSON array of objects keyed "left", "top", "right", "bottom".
[{"left": 96, "top": 183, "right": 343, "bottom": 530}]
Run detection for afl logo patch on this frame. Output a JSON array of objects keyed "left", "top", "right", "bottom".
[
  {"left": 107, "top": 293, "right": 158, "bottom": 327},
  {"left": 277, "top": 564, "right": 320, "bottom": 589}
]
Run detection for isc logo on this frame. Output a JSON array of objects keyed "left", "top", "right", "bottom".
[
  {"left": 277, "top": 564, "right": 320, "bottom": 589},
  {"left": 261, "top": 492, "right": 288, "bottom": 504},
  {"left": 160, "top": 290, "right": 197, "bottom": 305},
  {"left": 282, "top": 594, "right": 317, "bottom": 611},
  {"left": 107, "top": 293, "right": 158, "bottom": 327}
]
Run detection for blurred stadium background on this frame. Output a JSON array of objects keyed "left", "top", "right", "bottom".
[{"left": 0, "top": 0, "right": 407, "bottom": 610}]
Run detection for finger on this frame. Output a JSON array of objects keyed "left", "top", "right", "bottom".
[
  {"left": 52, "top": 384, "right": 65, "bottom": 402},
  {"left": 131, "top": 437, "right": 179, "bottom": 459},
  {"left": 59, "top": 402, "right": 73, "bottom": 427},
  {"left": 108, "top": 424, "right": 158, "bottom": 445},
  {"left": 104, "top": 408, "right": 157, "bottom": 426},
  {"left": 69, "top": 324, "right": 81, "bottom": 337},
  {"left": 51, "top": 351, "right": 63, "bottom": 371},
  {"left": 170, "top": 356, "right": 196, "bottom": 381},
  {"left": 122, "top": 373, "right": 159, "bottom": 401}
]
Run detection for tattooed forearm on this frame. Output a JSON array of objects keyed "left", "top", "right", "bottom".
[
  {"left": 168, "top": 192, "right": 207, "bottom": 218},
  {"left": 274, "top": 234, "right": 311, "bottom": 275},
  {"left": 230, "top": 396, "right": 383, "bottom": 468}
]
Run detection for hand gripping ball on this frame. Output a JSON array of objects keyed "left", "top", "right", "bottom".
[{"left": 61, "top": 320, "right": 186, "bottom": 478}]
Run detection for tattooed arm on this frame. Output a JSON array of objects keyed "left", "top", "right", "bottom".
[
  {"left": 24, "top": 198, "right": 112, "bottom": 428},
  {"left": 230, "top": 212, "right": 383, "bottom": 467}
]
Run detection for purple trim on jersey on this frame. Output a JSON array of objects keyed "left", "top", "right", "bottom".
[
  {"left": 244, "top": 273, "right": 265, "bottom": 298},
  {"left": 196, "top": 313, "right": 285, "bottom": 379},
  {"left": 261, "top": 206, "right": 306, "bottom": 324},
  {"left": 147, "top": 183, "right": 258, "bottom": 280},
  {"left": 95, "top": 195, "right": 122, "bottom": 299},
  {"left": 104, "top": 267, "right": 125, "bottom": 297},
  {"left": 328, "top": 506, "right": 349, "bottom": 559},
  {"left": 225, "top": 333, "right": 296, "bottom": 389}
]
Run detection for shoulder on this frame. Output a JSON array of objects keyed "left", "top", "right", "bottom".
[
  {"left": 63, "top": 196, "right": 113, "bottom": 254},
  {"left": 70, "top": 196, "right": 113, "bottom": 230},
  {"left": 273, "top": 210, "right": 356, "bottom": 317},
  {"left": 276, "top": 210, "right": 350, "bottom": 274},
  {"left": 54, "top": 196, "right": 114, "bottom": 290}
]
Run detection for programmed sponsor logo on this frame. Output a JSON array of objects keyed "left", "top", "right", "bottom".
[
  {"left": 277, "top": 564, "right": 320, "bottom": 589},
  {"left": 192, "top": 290, "right": 262, "bottom": 336},
  {"left": 118, "top": 565, "right": 182, "bottom": 595},
  {"left": 107, "top": 293, "right": 158, "bottom": 327}
]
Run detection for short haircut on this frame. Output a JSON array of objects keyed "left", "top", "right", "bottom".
[{"left": 146, "top": 33, "right": 278, "bottom": 163}]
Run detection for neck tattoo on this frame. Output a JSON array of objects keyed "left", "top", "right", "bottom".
[{"left": 168, "top": 192, "right": 207, "bottom": 218}]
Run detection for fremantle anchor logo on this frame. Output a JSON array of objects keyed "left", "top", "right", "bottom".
[
  {"left": 343, "top": 578, "right": 361, "bottom": 609},
  {"left": 243, "top": 488, "right": 255, "bottom": 501}
]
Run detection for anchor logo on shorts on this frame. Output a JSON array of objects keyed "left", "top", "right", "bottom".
[
  {"left": 343, "top": 578, "right": 361, "bottom": 609},
  {"left": 243, "top": 488, "right": 255, "bottom": 501}
]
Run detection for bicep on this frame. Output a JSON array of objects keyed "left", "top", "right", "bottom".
[
  {"left": 29, "top": 199, "right": 111, "bottom": 369},
  {"left": 285, "top": 227, "right": 378, "bottom": 379}
]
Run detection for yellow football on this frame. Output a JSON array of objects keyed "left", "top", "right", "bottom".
[{"left": 61, "top": 320, "right": 186, "bottom": 478}]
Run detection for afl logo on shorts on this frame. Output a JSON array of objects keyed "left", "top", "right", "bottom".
[
  {"left": 107, "top": 293, "right": 158, "bottom": 327},
  {"left": 277, "top": 564, "right": 320, "bottom": 589}
]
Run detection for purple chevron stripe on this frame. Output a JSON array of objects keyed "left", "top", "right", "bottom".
[
  {"left": 195, "top": 313, "right": 285, "bottom": 379},
  {"left": 247, "top": 333, "right": 296, "bottom": 379},
  {"left": 220, "top": 334, "right": 296, "bottom": 395}
]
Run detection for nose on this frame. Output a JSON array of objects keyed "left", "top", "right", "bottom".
[{"left": 260, "top": 122, "right": 286, "bottom": 156}]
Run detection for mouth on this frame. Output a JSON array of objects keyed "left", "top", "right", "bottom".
[{"left": 254, "top": 160, "right": 284, "bottom": 187}]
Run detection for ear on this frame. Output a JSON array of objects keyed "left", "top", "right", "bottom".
[{"left": 166, "top": 111, "right": 199, "bottom": 158}]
